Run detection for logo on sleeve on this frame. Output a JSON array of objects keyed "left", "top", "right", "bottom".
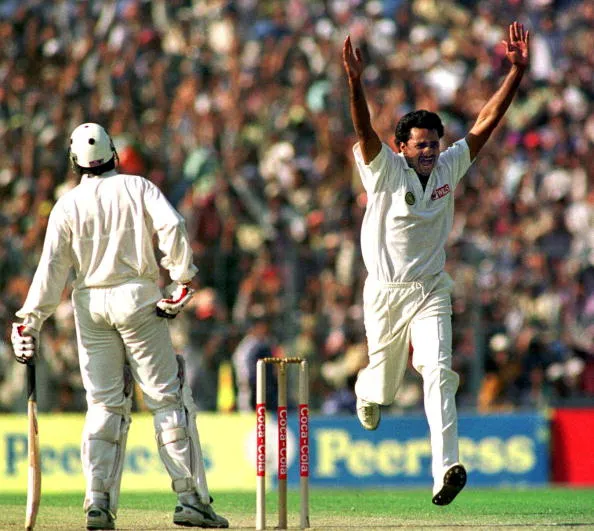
[
  {"left": 405, "top": 192, "right": 416, "bottom": 205},
  {"left": 430, "top": 184, "right": 451, "bottom": 201}
]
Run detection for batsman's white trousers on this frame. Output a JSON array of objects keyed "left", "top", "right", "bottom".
[
  {"left": 355, "top": 272, "right": 460, "bottom": 486},
  {"left": 72, "top": 279, "right": 209, "bottom": 511}
]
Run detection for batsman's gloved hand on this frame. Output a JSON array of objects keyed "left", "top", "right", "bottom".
[
  {"left": 11, "top": 323, "right": 40, "bottom": 364},
  {"left": 156, "top": 282, "right": 195, "bottom": 319}
]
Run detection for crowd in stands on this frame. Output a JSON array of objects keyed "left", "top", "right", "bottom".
[{"left": 0, "top": 0, "right": 592, "bottom": 414}]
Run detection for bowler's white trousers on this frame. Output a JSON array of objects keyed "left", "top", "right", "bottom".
[
  {"left": 355, "top": 272, "right": 460, "bottom": 487},
  {"left": 72, "top": 279, "right": 209, "bottom": 512}
]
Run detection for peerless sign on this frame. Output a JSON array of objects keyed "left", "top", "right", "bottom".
[{"left": 0, "top": 411, "right": 549, "bottom": 492}]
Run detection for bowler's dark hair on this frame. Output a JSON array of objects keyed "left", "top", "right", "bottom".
[{"left": 395, "top": 110, "right": 444, "bottom": 144}]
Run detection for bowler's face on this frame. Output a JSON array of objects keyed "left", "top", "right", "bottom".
[{"left": 399, "top": 128, "right": 441, "bottom": 178}]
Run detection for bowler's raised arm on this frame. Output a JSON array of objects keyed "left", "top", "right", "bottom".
[
  {"left": 343, "top": 35, "right": 382, "bottom": 164},
  {"left": 466, "top": 22, "right": 530, "bottom": 160}
]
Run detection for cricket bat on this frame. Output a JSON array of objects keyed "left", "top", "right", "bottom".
[{"left": 25, "top": 363, "right": 41, "bottom": 531}]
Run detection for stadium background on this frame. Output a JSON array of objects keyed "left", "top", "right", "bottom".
[{"left": 0, "top": 0, "right": 592, "bottom": 492}]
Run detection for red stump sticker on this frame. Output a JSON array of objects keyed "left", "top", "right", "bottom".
[
  {"left": 278, "top": 406, "right": 287, "bottom": 480},
  {"left": 256, "top": 403, "right": 266, "bottom": 477},
  {"left": 299, "top": 404, "right": 309, "bottom": 477}
]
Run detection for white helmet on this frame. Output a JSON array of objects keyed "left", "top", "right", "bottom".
[{"left": 69, "top": 123, "right": 115, "bottom": 169}]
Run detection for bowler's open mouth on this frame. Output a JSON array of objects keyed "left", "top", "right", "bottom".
[{"left": 419, "top": 156, "right": 435, "bottom": 169}]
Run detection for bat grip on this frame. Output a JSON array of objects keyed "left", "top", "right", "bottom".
[{"left": 27, "top": 363, "right": 36, "bottom": 401}]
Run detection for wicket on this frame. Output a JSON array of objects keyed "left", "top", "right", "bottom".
[{"left": 256, "top": 357, "right": 310, "bottom": 530}]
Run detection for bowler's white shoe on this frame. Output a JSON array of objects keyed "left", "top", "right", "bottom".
[
  {"left": 356, "top": 397, "right": 381, "bottom": 430},
  {"left": 432, "top": 463, "right": 467, "bottom": 506}
]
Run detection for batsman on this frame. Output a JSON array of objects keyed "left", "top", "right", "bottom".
[
  {"left": 11, "top": 123, "right": 228, "bottom": 529},
  {"left": 343, "top": 22, "right": 529, "bottom": 505}
]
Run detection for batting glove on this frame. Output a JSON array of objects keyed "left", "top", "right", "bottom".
[
  {"left": 11, "top": 323, "right": 40, "bottom": 364},
  {"left": 156, "top": 282, "right": 195, "bottom": 319}
]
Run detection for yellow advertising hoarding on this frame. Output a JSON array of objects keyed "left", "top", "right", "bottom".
[{"left": 1, "top": 413, "right": 258, "bottom": 493}]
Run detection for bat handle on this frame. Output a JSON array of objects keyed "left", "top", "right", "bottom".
[{"left": 27, "top": 363, "right": 36, "bottom": 402}]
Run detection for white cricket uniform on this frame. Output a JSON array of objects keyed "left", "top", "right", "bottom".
[
  {"left": 16, "top": 170, "right": 211, "bottom": 512},
  {"left": 353, "top": 139, "right": 472, "bottom": 487}
]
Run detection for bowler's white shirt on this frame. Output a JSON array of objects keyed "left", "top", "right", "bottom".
[
  {"left": 354, "top": 139, "right": 472, "bottom": 283},
  {"left": 17, "top": 170, "right": 197, "bottom": 330}
]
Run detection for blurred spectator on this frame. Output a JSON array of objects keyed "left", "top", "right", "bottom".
[
  {"left": 321, "top": 373, "right": 358, "bottom": 415},
  {"left": 183, "top": 287, "right": 236, "bottom": 412},
  {"left": 478, "top": 333, "right": 520, "bottom": 412},
  {"left": 232, "top": 314, "right": 278, "bottom": 412}
]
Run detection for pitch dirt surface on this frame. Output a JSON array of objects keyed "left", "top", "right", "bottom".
[{"left": 1, "top": 488, "right": 594, "bottom": 530}]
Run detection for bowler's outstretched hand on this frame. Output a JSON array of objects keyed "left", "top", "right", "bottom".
[
  {"left": 502, "top": 21, "right": 530, "bottom": 67},
  {"left": 343, "top": 36, "right": 364, "bottom": 83}
]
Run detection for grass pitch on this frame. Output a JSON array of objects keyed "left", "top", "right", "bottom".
[{"left": 1, "top": 487, "right": 593, "bottom": 530}]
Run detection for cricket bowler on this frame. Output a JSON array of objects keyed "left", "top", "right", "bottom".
[{"left": 343, "top": 22, "right": 530, "bottom": 505}]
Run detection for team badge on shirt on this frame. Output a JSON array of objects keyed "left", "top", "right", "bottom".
[
  {"left": 431, "top": 184, "right": 451, "bottom": 200},
  {"left": 405, "top": 192, "right": 415, "bottom": 205}
]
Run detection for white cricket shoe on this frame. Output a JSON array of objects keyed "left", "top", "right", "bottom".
[
  {"left": 432, "top": 463, "right": 467, "bottom": 506},
  {"left": 173, "top": 499, "right": 229, "bottom": 528},
  {"left": 356, "top": 397, "right": 381, "bottom": 430},
  {"left": 86, "top": 504, "right": 115, "bottom": 530}
]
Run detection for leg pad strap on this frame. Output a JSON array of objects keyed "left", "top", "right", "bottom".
[
  {"left": 172, "top": 477, "right": 194, "bottom": 493},
  {"left": 91, "top": 477, "right": 107, "bottom": 492},
  {"left": 158, "top": 427, "right": 188, "bottom": 447}
]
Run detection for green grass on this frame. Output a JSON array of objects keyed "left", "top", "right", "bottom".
[{"left": 1, "top": 488, "right": 594, "bottom": 529}]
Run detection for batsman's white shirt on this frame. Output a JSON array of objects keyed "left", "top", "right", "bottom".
[
  {"left": 354, "top": 139, "right": 471, "bottom": 283},
  {"left": 16, "top": 170, "right": 197, "bottom": 330},
  {"left": 15, "top": 171, "right": 213, "bottom": 508}
]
